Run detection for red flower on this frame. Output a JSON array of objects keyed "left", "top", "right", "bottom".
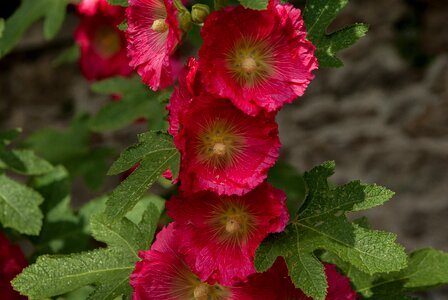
[
  {"left": 169, "top": 60, "right": 281, "bottom": 195},
  {"left": 234, "top": 258, "right": 357, "bottom": 300},
  {"left": 166, "top": 182, "right": 289, "bottom": 286},
  {"left": 75, "top": 0, "right": 132, "bottom": 80},
  {"left": 0, "top": 232, "right": 27, "bottom": 300},
  {"left": 126, "top": 0, "right": 181, "bottom": 90},
  {"left": 130, "top": 224, "right": 233, "bottom": 300},
  {"left": 77, "top": 0, "right": 122, "bottom": 16},
  {"left": 199, "top": 2, "right": 317, "bottom": 116}
]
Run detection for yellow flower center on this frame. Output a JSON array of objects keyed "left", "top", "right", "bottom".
[
  {"left": 151, "top": 18, "right": 168, "bottom": 33},
  {"left": 94, "top": 26, "right": 121, "bottom": 58},
  {"left": 226, "top": 37, "right": 274, "bottom": 87},
  {"left": 171, "top": 269, "right": 229, "bottom": 300},
  {"left": 209, "top": 200, "right": 254, "bottom": 246},
  {"left": 195, "top": 118, "right": 246, "bottom": 169}
]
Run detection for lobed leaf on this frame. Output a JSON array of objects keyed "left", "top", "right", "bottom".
[
  {"left": 0, "top": 174, "right": 43, "bottom": 235},
  {"left": 103, "top": 132, "right": 178, "bottom": 224},
  {"left": 255, "top": 161, "right": 406, "bottom": 300},
  {"left": 13, "top": 202, "right": 162, "bottom": 299},
  {"left": 303, "top": 0, "right": 369, "bottom": 67}
]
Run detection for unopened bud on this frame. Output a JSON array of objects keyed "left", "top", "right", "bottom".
[
  {"left": 179, "top": 10, "right": 192, "bottom": 32},
  {"left": 191, "top": 4, "right": 210, "bottom": 24}
]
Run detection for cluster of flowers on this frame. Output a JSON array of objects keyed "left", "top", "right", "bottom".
[
  {"left": 59, "top": 0, "right": 357, "bottom": 298},
  {"left": 122, "top": 0, "right": 357, "bottom": 299}
]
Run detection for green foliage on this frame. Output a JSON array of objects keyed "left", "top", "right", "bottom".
[
  {"left": 0, "top": 128, "right": 22, "bottom": 146},
  {"left": 30, "top": 166, "right": 91, "bottom": 256},
  {"left": 325, "top": 247, "right": 448, "bottom": 299},
  {"left": 12, "top": 202, "right": 162, "bottom": 299},
  {"left": 237, "top": 0, "right": 268, "bottom": 10},
  {"left": 255, "top": 161, "right": 407, "bottom": 300},
  {"left": 268, "top": 160, "right": 307, "bottom": 221},
  {"left": 0, "top": 0, "right": 76, "bottom": 58},
  {"left": 0, "top": 174, "right": 43, "bottom": 235},
  {"left": 0, "top": 18, "right": 4, "bottom": 39},
  {"left": 0, "top": 149, "right": 53, "bottom": 175},
  {"left": 105, "top": 131, "right": 179, "bottom": 222},
  {"left": 24, "top": 115, "right": 114, "bottom": 190},
  {"left": 90, "top": 77, "right": 171, "bottom": 132},
  {"left": 52, "top": 44, "right": 80, "bottom": 66},
  {"left": 107, "top": 0, "right": 129, "bottom": 6},
  {"left": 303, "top": 0, "right": 369, "bottom": 67}
]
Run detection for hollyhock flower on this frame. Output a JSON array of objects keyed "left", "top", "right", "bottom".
[
  {"left": 167, "top": 57, "right": 201, "bottom": 137},
  {"left": 169, "top": 60, "right": 281, "bottom": 195},
  {"left": 175, "top": 94, "right": 280, "bottom": 195},
  {"left": 235, "top": 258, "right": 357, "bottom": 300},
  {"left": 77, "top": 0, "right": 122, "bottom": 16},
  {"left": 75, "top": 0, "right": 132, "bottom": 80},
  {"left": 199, "top": 2, "right": 318, "bottom": 115},
  {"left": 0, "top": 232, "right": 27, "bottom": 300},
  {"left": 166, "top": 182, "right": 288, "bottom": 285},
  {"left": 130, "top": 223, "right": 233, "bottom": 299},
  {"left": 126, "top": 0, "right": 181, "bottom": 90}
]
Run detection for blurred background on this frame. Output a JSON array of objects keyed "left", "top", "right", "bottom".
[{"left": 1, "top": 0, "right": 448, "bottom": 298}]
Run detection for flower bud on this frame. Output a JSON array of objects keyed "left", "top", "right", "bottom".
[
  {"left": 179, "top": 10, "right": 192, "bottom": 32},
  {"left": 191, "top": 4, "right": 210, "bottom": 24}
]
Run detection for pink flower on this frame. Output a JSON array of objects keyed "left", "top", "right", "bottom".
[
  {"left": 77, "top": 0, "right": 122, "bottom": 16},
  {"left": 169, "top": 60, "right": 281, "bottom": 195},
  {"left": 126, "top": 0, "right": 181, "bottom": 90},
  {"left": 75, "top": 0, "right": 132, "bottom": 80},
  {"left": 166, "top": 182, "right": 289, "bottom": 286},
  {"left": 199, "top": 2, "right": 318, "bottom": 116},
  {"left": 324, "top": 264, "right": 358, "bottom": 300},
  {"left": 234, "top": 259, "right": 357, "bottom": 300},
  {"left": 0, "top": 232, "right": 27, "bottom": 300},
  {"left": 130, "top": 223, "right": 233, "bottom": 300}
]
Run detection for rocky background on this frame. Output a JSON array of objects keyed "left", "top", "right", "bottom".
[{"left": 1, "top": 0, "right": 448, "bottom": 298}]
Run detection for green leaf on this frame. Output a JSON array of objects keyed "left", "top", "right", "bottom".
[
  {"left": 90, "top": 77, "right": 170, "bottom": 132},
  {"left": 0, "top": 149, "right": 53, "bottom": 175},
  {"left": 13, "top": 203, "right": 161, "bottom": 299},
  {"left": 255, "top": 161, "right": 406, "bottom": 300},
  {"left": 237, "top": 0, "right": 268, "bottom": 10},
  {"left": 0, "top": 18, "right": 4, "bottom": 39},
  {"left": 268, "top": 160, "right": 307, "bottom": 220},
  {"left": 354, "top": 248, "right": 448, "bottom": 299},
  {"left": 0, "top": 128, "right": 21, "bottom": 146},
  {"left": 0, "top": 0, "right": 74, "bottom": 58},
  {"left": 304, "top": 0, "right": 369, "bottom": 67},
  {"left": 0, "top": 174, "right": 43, "bottom": 235},
  {"left": 30, "top": 166, "right": 90, "bottom": 255},
  {"left": 107, "top": 0, "right": 129, "bottom": 6},
  {"left": 24, "top": 115, "right": 114, "bottom": 190},
  {"left": 52, "top": 43, "right": 80, "bottom": 66},
  {"left": 104, "top": 131, "right": 179, "bottom": 222}
]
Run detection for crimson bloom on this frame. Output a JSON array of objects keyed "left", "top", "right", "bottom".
[
  {"left": 75, "top": 0, "right": 132, "bottom": 80},
  {"left": 235, "top": 258, "right": 357, "bottom": 300},
  {"left": 166, "top": 182, "right": 289, "bottom": 286},
  {"left": 130, "top": 223, "right": 233, "bottom": 300},
  {"left": 199, "top": 2, "right": 318, "bottom": 116},
  {"left": 126, "top": 0, "right": 181, "bottom": 90},
  {"left": 169, "top": 60, "right": 281, "bottom": 195},
  {"left": 0, "top": 232, "right": 27, "bottom": 300}
]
